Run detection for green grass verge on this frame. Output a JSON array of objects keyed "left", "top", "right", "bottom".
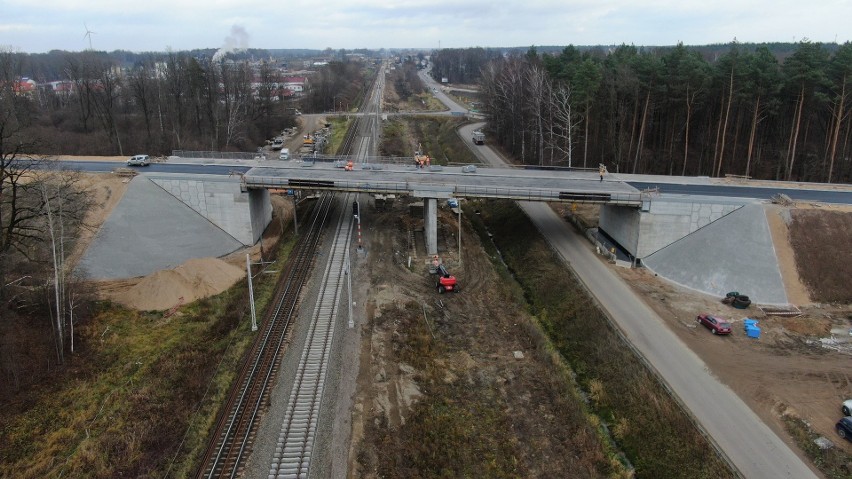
[
  {"left": 783, "top": 415, "right": 852, "bottom": 479},
  {"left": 380, "top": 118, "right": 411, "bottom": 157},
  {"left": 398, "top": 92, "right": 445, "bottom": 112},
  {"left": 379, "top": 116, "right": 480, "bottom": 164},
  {"left": 469, "top": 199, "right": 736, "bottom": 479},
  {"left": 0, "top": 235, "right": 297, "bottom": 478},
  {"left": 328, "top": 117, "right": 353, "bottom": 155}
]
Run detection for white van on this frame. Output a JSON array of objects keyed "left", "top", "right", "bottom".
[{"left": 279, "top": 148, "right": 290, "bottom": 160}]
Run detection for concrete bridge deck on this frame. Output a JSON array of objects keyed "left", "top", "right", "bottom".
[{"left": 243, "top": 161, "right": 644, "bottom": 206}]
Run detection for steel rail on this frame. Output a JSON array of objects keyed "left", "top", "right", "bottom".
[
  {"left": 196, "top": 193, "right": 336, "bottom": 479},
  {"left": 268, "top": 196, "right": 354, "bottom": 478},
  {"left": 265, "top": 62, "right": 379, "bottom": 479}
]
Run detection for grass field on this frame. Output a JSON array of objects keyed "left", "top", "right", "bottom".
[
  {"left": 328, "top": 116, "right": 353, "bottom": 155},
  {"left": 469, "top": 199, "right": 735, "bottom": 479},
  {"left": 381, "top": 116, "right": 479, "bottom": 164},
  {"left": 0, "top": 234, "right": 297, "bottom": 478}
]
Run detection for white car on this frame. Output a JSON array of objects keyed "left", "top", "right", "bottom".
[
  {"left": 843, "top": 399, "right": 852, "bottom": 416},
  {"left": 127, "top": 154, "right": 150, "bottom": 166}
]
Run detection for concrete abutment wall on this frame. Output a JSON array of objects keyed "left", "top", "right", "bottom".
[
  {"left": 599, "top": 198, "right": 788, "bottom": 304},
  {"left": 150, "top": 174, "right": 271, "bottom": 246},
  {"left": 600, "top": 199, "right": 744, "bottom": 259}
]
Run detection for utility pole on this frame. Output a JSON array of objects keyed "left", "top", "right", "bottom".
[
  {"left": 292, "top": 194, "right": 298, "bottom": 235},
  {"left": 458, "top": 203, "right": 462, "bottom": 266},
  {"left": 346, "top": 249, "right": 353, "bottom": 328},
  {"left": 354, "top": 198, "right": 363, "bottom": 252},
  {"left": 246, "top": 254, "right": 257, "bottom": 332}
]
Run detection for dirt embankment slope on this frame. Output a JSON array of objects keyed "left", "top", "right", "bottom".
[{"left": 350, "top": 202, "right": 626, "bottom": 477}]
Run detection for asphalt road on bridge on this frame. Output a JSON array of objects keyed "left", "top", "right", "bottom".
[
  {"left": 461, "top": 123, "right": 819, "bottom": 479},
  {"left": 50, "top": 158, "right": 852, "bottom": 206}
]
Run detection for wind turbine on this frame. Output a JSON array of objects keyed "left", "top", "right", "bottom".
[{"left": 83, "top": 22, "right": 96, "bottom": 51}]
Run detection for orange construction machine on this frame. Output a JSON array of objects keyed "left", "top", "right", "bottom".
[
  {"left": 414, "top": 143, "right": 431, "bottom": 169},
  {"left": 431, "top": 256, "right": 459, "bottom": 293},
  {"left": 436, "top": 264, "right": 458, "bottom": 293},
  {"left": 414, "top": 153, "right": 431, "bottom": 169}
]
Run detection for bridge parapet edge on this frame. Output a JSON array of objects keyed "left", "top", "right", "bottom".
[{"left": 243, "top": 175, "right": 642, "bottom": 206}]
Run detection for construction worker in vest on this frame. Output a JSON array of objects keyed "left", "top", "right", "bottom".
[
  {"left": 345, "top": 160, "right": 353, "bottom": 171},
  {"left": 599, "top": 164, "right": 606, "bottom": 182}
]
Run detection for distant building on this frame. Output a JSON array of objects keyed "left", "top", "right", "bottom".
[
  {"left": 49, "top": 81, "right": 75, "bottom": 95},
  {"left": 12, "top": 78, "right": 36, "bottom": 95},
  {"left": 282, "top": 76, "right": 307, "bottom": 94}
]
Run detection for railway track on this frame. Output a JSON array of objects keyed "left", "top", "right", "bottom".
[
  {"left": 196, "top": 194, "right": 335, "bottom": 479},
  {"left": 268, "top": 196, "right": 355, "bottom": 478},
  {"left": 196, "top": 62, "right": 383, "bottom": 479},
  {"left": 265, "top": 63, "right": 377, "bottom": 479}
]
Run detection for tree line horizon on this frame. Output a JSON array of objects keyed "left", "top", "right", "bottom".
[
  {"left": 3, "top": 39, "right": 852, "bottom": 183},
  {"left": 431, "top": 41, "right": 852, "bottom": 183}
]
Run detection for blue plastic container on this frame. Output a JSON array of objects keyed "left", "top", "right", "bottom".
[
  {"left": 746, "top": 326, "right": 761, "bottom": 339},
  {"left": 743, "top": 319, "right": 758, "bottom": 330}
]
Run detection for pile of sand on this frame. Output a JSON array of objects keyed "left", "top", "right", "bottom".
[{"left": 110, "top": 257, "right": 245, "bottom": 311}]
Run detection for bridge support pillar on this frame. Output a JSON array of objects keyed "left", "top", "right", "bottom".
[{"left": 424, "top": 198, "right": 438, "bottom": 255}]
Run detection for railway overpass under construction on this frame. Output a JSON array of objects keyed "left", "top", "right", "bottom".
[
  {"left": 80, "top": 155, "right": 818, "bottom": 304},
  {"left": 241, "top": 157, "right": 797, "bottom": 304},
  {"left": 242, "top": 158, "right": 646, "bottom": 255}
]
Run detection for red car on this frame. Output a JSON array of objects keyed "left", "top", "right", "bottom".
[{"left": 697, "top": 313, "right": 732, "bottom": 335}]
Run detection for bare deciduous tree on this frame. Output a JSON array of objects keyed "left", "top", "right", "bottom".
[{"left": 551, "top": 83, "right": 579, "bottom": 167}]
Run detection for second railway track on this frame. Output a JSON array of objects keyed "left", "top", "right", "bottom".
[
  {"left": 197, "top": 194, "right": 336, "bottom": 479},
  {"left": 197, "top": 64, "right": 382, "bottom": 479},
  {"left": 267, "top": 195, "right": 355, "bottom": 478}
]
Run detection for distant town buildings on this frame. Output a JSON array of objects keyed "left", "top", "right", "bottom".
[{"left": 7, "top": 59, "right": 316, "bottom": 102}]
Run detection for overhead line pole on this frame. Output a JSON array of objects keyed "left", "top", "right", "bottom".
[{"left": 246, "top": 253, "right": 257, "bottom": 332}]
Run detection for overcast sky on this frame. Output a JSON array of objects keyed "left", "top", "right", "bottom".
[{"left": 1, "top": 0, "right": 850, "bottom": 54}]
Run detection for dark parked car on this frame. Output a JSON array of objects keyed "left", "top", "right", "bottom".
[
  {"left": 696, "top": 313, "right": 732, "bottom": 335},
  {"left": 836, "top": 417, "right": 852, "bottom": 441}
]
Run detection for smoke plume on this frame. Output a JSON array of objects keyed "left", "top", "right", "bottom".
[{"left": 212, "top": 25, "right": 250, "bottom": 62}]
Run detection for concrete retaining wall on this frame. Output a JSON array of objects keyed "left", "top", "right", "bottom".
[
  {"left": 249, "top": 188, "right": 272, "bottom": 243},
  {"left": 643, "top": 204, "right": 788, "bottom": 305},
  {"left": 601, "top": 198, "right": 744, "bottom": 258},
  {"left": 599, "top": 205, "right": 641, "bottom": 254},
  {"left": 150, "top": 174, "right": 271, "bottom": 246}
]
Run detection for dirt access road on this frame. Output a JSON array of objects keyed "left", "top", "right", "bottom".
[{"left": 344, "top": 198, "right": 626, "bottom": 477}]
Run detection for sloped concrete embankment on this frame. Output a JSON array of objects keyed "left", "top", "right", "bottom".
[
  {"left": 641, "top": 204, "right": 788, "bottom": 304},
  {"left": 78, "top": 175, "right": 270, "bottom": 279},
  {"left": 600, "top": 198, "right": 788, "bottom": 304}
]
